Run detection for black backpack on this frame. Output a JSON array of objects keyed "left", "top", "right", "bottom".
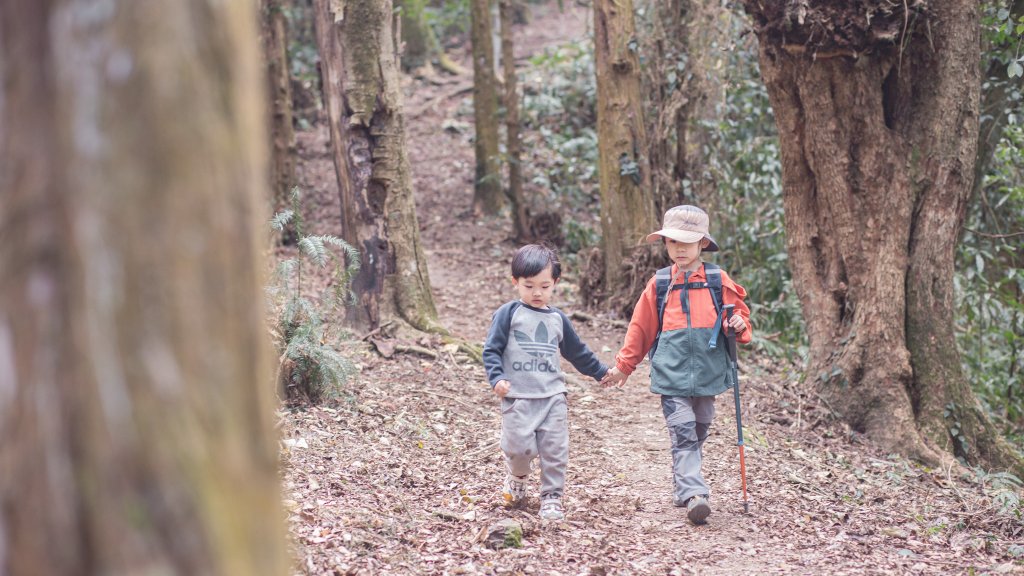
[{"left": 649, "top": 262, "right": 725, "bottom": 360}]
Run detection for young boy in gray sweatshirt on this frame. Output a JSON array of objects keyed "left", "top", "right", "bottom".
[{"left": 483, "top": 244, "right": 608, "bottom": 521}]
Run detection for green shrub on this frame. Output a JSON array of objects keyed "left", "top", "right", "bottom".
[
  {"left": 957, "top": 123, "right": 1024, "bottom": 444},
  {"left": 520, "top": 40, "right": 600, "bottom": 239},
  {"left": 267, "top": 188, "right": 360, "bottom": 403},
  {"left": 975, "top": 467, "right": 1023, "bottom": 520}
]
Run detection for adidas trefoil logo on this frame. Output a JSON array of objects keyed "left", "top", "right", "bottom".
[{"left": 513, "top": 321, "right": 558, "bottom": 359}]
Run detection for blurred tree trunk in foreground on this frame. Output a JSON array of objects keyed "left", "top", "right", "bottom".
[
  {"left": 744, "top": 0, "right": 1023, "bottom": 474},
  {"left": 591, "top": 0, "right": 658, "bottom": 315},
  {"left": 470, "top": 0, "right": 505, "bottom": 215},
  {"left": 313, "top": 0, "right": 444, "bottom": 333},
  {"left": 0, "top": 1, "right": 288, "bottom": 574},
  {"left": 262, "top": 0, "right": 297, "bottom": 222}
]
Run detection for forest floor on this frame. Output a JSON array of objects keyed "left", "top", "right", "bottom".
[{"left": 276, "top": 3, "right": 1023, "bottom": 574}]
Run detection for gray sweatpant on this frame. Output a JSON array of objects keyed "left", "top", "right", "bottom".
[
  {"left": 662, "top": 395, "right": 716, "bottom": 504},
  {"left": 500, "top": 394, "right": 568, "bottom": 501}
]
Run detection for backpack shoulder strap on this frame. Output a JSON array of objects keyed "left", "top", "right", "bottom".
[
  {"left": 703, "top": 262, "right": 723, "bottom": 314},
  {"left": 703, "top": 262, "right": 726, "bottom": 349},
  {"left": 654, "top": 266, "right": 673, "bottom": 334},
  {"left": 650, "top": 266, "right": 673, "bottom": 360}
]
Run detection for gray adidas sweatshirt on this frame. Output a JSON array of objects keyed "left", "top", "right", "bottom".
[{"left": 483, "top": 301, "right": 608, "bottom": 398}]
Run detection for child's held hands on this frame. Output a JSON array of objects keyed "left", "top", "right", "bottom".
[
  {"left": 600, "top": 367, "right": 628, "bottom": 389},
  {"left": 493, "top": 379, "right": 511, "bottom": 398}
]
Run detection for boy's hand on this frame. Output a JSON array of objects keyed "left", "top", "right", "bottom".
[
  {"left": 728, "top": 314, "right": 747, "bottom": 334},
  {"left": 493, "top": 380, "right": 511, "bottom": 398},
  {"left": 600, "top": 367, "right": 627, "bottom": 388}
]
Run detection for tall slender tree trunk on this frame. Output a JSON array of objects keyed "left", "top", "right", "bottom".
[
  {"left": 470, "top": 0, "right": 505, "bottom": 215},
  {"left": 643, "top": 0, "right": 690, "bottom": 216},
  {"left": 500, "top": 0, "right": 530, "bottom": 241},
  {"left": 262, "top": 0, "right": 296, "bottom": 219},
  {"left": 673, "top": 0, "right": 728, "bottom": 207},
  {"left": 0, "top": 1, "right": 288, "bottom": 574},
  {"left": 312, "top": 0, "right": 365, "bottom": 323},
  {"left": 641, "top": 0, "right": 730, "bottom": 216},
  {"left": 592, "top": 0, "right": 658, "bottom": 310},
  {"left": 743, "top": 0, "right": 1022, "bottom": 473},
  {"left": 313, "top": 0, "right": 443, "bottom": 333}
]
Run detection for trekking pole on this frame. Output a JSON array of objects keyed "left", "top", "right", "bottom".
[{"left": 723, "top": 304, "right": 749, "bottom": 514}]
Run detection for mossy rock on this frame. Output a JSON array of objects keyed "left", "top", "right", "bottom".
[{"left": 484, "top": 519, "right": 523, "bottom": 549}]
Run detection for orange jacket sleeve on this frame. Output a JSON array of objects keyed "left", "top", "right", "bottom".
[{"left": 614, "top": 277, "right": 660, "bottom": 376}]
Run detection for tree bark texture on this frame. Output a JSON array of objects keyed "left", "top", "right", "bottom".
[
  {"left": 642, "top": 0, "right": 729, "bottom": 216},
  {"left": 470, "top": 0, "right": 505, "bottom": 215},
  {"left": 643, "top": 0, "right": 690, "bottom": 216},
  {"left": 500, "top": 0, "right": 530, "bottom": 241},
  {"left": 593, "top": 0, "right": 658, "bottom": 308},
  {"left": 0, "top": 1, "right": 288, "bottom": 574},
  {"left": 262, "top": 0, "right": 297, "bottom": 217},
  {"left": 312, "top": 0, "right": 367, "bottom": 325},
  {"left": 743, "top": 0, "right": 1022, "bottom": 472},
  {"left": 313, "top": 0, "right": 442, "bottom": 333}
]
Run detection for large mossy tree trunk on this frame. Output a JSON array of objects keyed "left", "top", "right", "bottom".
[
  {"left": 470, "top": 0, "right": 505, "bottom": 215},
  {"left": 262, "top": 0, "right": 296, "bottom": 219},
  {"left": 743, "top": 0, "right": 1023, "bottom": 474},
  {"left": 0, "top": 1, "right": 288, "bottom": 574},
  {"left": 313, "top": 0, "right": 443, "bottom": 333},
  {"left": 592, "top": 0, "right": 658, "bottom": 313}
]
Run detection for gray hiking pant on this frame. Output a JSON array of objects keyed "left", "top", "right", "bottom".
[
  {"left": 500, "top": 393, "right": 568, "bottom": 501},
  {"left": 661, "top": 395, "right": 716, "bottom": 504}
]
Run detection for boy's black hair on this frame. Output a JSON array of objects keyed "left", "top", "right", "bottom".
[{"left": 510, "top": 244, "right": 561, "bottom": 280}]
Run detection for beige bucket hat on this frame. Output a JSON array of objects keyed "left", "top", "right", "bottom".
[{"left": 645, "top": 205, "right": 720, "bottom": 252}]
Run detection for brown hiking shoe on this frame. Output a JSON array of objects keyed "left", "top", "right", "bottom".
[{"left": 686, "top": 496, "right": 711, "bottom": 525}]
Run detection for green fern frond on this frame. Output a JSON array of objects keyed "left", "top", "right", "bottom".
[
  {"left": 988, "top": 471, "right": 1023, "bottom": 488},
  {"left": 273, "top": 258, "right": 299, "bottom": 283},
  {"left": 318, "top": 235, "right": 361, "bottom": 268},
  {"left": 270, "top": 209, "right": 295, "bottom": 231},
  {"left": 306, "top": 235, "right": 361, "bottom": 306},
  {"left": 975, "top": 467, "right": 1024, "bottom": 517},
  {"left": 299, "top": 236, "right": 329, "bottom": 267}
]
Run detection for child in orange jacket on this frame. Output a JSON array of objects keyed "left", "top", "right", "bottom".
[{"left": 602, "top": 205, "right": 751, "bottom": 525}]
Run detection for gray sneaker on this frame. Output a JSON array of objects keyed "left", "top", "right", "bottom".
[
  {"left": 686, "top": 496, "right": 711, "bottom": 525},
  {"left": 539, "top": 499, "right": 564, "bottom": 521}
]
